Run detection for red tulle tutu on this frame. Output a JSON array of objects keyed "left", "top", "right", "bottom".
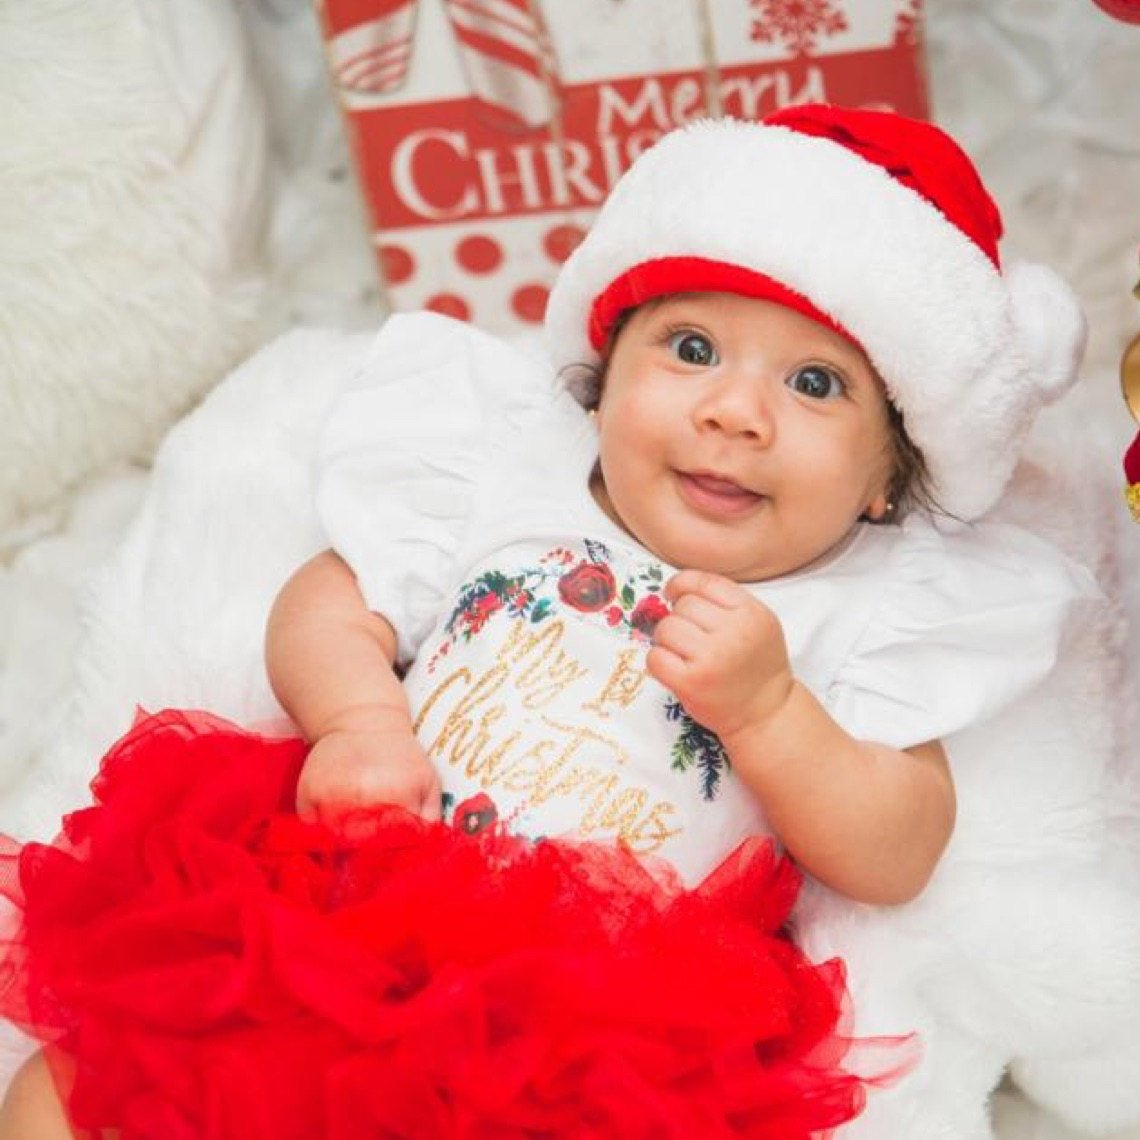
[{"left": 0, "top": 710, "right": 906, "bottom": 1139}]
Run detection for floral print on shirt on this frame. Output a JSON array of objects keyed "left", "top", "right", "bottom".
[
  {"left": 427, "top": 539, "right": 730, "bottom": 801},
  {"left": 429, "top": 539, "right": 666, "bottom": 670}
]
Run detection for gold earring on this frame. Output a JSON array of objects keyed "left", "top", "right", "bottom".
[{"left": 866, "top": 497, "right": 894, "bottom": 522}]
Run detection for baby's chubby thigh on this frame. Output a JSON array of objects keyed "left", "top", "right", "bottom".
[{"left": 0, "top": 1051, "right": 108, "bottom": 1140}]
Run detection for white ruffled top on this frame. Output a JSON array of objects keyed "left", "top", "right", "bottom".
[{"left": 316, "top": 312, "right": 1095, "bottom": 884}]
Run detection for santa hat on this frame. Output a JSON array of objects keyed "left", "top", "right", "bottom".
[{"left": 544, "top": 104, "right": 1087, "bottom": 522}]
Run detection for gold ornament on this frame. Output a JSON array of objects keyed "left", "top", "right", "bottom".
[
  {"left": 1124, "top": 275, "right": 1140, "bottom": 522},
  {"left": 1123, "top": 277, "right": 1140, "bottom": 423},
  {"left": 1127, "top": 480, "right": 1140, "bottom": 522}
]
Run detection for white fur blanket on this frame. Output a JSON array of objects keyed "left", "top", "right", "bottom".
[{"left": 4, "top": 326, "right": 1140, "bottom": 1140}]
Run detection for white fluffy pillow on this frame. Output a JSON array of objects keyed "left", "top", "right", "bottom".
[{"left": 0, "top": 0, "right": 270, "bottom": 531}]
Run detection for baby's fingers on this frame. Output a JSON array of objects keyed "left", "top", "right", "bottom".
[
  {"left": 651, "top": 612, "right": 705, "bottom": 662},
  {"left": 667, "top": 591, "right": 725, "bottom": 633},
  {"left": 664, "top": 569, "right": 745, "bottom": 608},
  {"left": 645, "top": 643, "right": 689, "bottom": 696},
  {"left": 418, "top": 773, "right": 444, "bottom": 822}
]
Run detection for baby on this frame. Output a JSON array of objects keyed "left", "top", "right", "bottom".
[
  {"left": 270, "top": 104, "right": 1086, "bottom": 906},
  {"left": 0, "top": 103, "right": 1091, "bottom": 1139}
]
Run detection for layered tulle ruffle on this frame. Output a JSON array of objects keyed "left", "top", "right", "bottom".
[{"left": 0, "top": 710, "right": 902, "bottom": 1138}]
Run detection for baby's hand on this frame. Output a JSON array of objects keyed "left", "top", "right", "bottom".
[
  {"left": 296, "top": 718, "right": 442, "bottom": 834},
  {"left": 647, "top": 570, "right": 794, "bottom": 740}
]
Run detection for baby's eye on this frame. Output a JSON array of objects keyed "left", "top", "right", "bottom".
[
  {"left": 667, "top": 331, "right": 718, "bottom": 366},
  {"left": 786, "top": 365, "right": 844, "bottom": 400}
]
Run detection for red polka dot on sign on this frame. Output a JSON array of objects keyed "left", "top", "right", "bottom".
[
  {"left": 378, "top": 244, "right": 415, "bottom": 285},
  {"left": 511, "top": 284, "right": 549, "bottom": 324},
  {"left": 424, "top": 293, "right": 472, "bottom": 322},
  {"left": 543, "top": 224, "right": 586, "bottom": 264},
  {"left": 1090, "top": 0, "right": 1140, "bottom": 21},
  {"left": 456, "top": 234, "right": 503, "bottom": 274}
]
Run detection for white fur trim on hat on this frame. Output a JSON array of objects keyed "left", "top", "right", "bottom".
[
  {"left": 544, "top": 117, "right": 1087, "bottom": 522},
  {"left": 1005, "top": 260, "right": 1088, "bottom": 403}
]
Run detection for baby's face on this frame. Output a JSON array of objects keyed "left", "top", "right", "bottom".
[{"left": 590, "top": 292, "right": 895, "bottom": 582}]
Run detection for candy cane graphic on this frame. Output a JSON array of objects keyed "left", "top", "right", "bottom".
[
  {"left": 323, "top": 0, "right": 419, "bottom": 95},
  {"left": 442, "top": 0, "right": 560, "bottom": 130}
]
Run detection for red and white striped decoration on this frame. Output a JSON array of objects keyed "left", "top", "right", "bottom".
[
  {"left": 324, "top": 0, "right": 419, "bottom": 95},
  {"left": 442, "top": 0, "right": 560, "bottom": 129}
]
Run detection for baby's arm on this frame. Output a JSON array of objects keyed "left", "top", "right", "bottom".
[
  {"left": 648, "top": 571, "right": 955, "bottom": 906},
  {"left": 266, "top": 550, "right": 441, "bottom": 827}
]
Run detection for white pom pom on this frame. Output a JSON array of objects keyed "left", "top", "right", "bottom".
[{"left": 1006, "top": 260, "right": 1088, "bottom": 403}]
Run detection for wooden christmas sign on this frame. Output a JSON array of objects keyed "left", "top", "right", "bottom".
[{"left": 316, "top": 0, "right": 929, "bottom": 332}]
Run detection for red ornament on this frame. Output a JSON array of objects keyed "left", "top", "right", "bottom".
[
  {"left": 1125, "top": 431, "right": 1140, "bottom": 522},
  {"left": 1125, "top": 432, "right": 1140, "bottom": 485},
  {"left": 1089, "top": 0, "right": 1140, "bottom": 22}
]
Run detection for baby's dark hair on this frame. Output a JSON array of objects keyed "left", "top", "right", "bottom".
[
  {"left": 562, "top": 307, "right": 942, "bottom": 524},
  {"left": 881, "top": 402, "right": 940, "bottom": 522},
  {"left": 560, "top": 306, "right": 635, "bottom": 413}
]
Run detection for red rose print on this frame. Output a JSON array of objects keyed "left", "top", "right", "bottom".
[
  {"left": 630, "top": 594, "right": 669, "bottom": 637},
  {"left": 558, "top": 562, "right": 617, "bottom": 612},
  {"left": 453, "top": 793, "right": 498, "bottom": 836},
  {"left": 463, "top": 591, "right": 503, "bottom": 634}
]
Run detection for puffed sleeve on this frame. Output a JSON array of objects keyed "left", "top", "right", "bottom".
[
  {"left": 316, "top": 311, "right": 556, "bottom": 667},
  {"left": 825, "top": 519, "right": 1101, "bottom": 750}
]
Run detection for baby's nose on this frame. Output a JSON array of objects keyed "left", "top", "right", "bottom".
[{"left": 695, "top": 376, "right": 774, "bottom": 441}]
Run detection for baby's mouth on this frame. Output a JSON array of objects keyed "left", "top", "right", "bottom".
[{"left": 676, "top": 471, "right": 765, "bottom": 517}]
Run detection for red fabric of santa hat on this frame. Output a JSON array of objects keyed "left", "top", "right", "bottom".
[{"left": 545, "top": 104, "right": 1087, "bottom": 522}]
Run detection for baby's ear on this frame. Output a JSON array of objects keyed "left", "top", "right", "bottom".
[
  {"left": 863, "top": 491, "right": 891, "bottom": 522},
  {"left": 562, "top": 363, "right": 603, "bottom": 411}
]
